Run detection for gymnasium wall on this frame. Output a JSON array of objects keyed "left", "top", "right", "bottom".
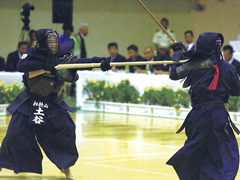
[
  {"left": 192, "top": 0, "right": 240, "bottom": 46},
  {"left": 1, "top": 0, "right": 238, "bottom": 61},
  {"left": 0, "top": 0, "right": 193, "bottom": 59}
]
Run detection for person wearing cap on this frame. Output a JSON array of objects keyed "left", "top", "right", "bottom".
[{"left": 70, "top": 23, "right": 88, "bottom": 58}]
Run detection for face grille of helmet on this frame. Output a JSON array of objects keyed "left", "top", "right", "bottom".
[{"left": 46, "top": 30, "right": 59, "bottom": 54}]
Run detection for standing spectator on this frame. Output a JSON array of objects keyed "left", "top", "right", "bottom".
[
  {"left": 127, "top": 45, "right": 146, "bottom": 73},
  {"left": 60, "top": 24, "right": 73, "bottom": 43},
  {"left": 152, "top": 18, "right": 175, "bottom": 57},
  {"left": 70, "top": 23, "right": 88, "bottom": 97},
  {"left": 184, "top": 30, "right": 195, "bottom": 51},
  {"left": 5, "top": 42, "right": 28, "bottom": 72},
  {"left": 107, "top": 42, "right": 126, "bottom": 71},
  {"left": 0, "top": 56, "right": 4, "bottom": 71},
  {"left": 70, "top": 23, "right": 88, "bottom": 58},
  {"left": 223, "top": 45, "right": 240, "bottom": 76}
]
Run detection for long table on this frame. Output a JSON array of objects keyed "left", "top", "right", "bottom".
[
  {"left": 0, "top": 72, "right": 23, "bottom": 85},
  {"left": 76, "top": 71, "right": 184, "bottom": 107},
  {"left": 0, "top": 71, "right": 185, "bottom": 107}
]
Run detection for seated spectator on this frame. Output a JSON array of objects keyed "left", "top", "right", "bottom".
[
  {"left": 107, "top": 42, "right": 126, "bottom": 71},
  {"left": 184, "top": 30, "right": 195, "bottom": 51},
  {"left": 153, "top": 18, "right": 176, "bottom": 56},
  {"left": 223, "top": 45, "right": 240, "bottom": 76},
  {"left": 60, "top": 24, "right": 74, "bottom": 43},
  {"left": 0, "top": 56, "right": 4, "bottom": 71},
  {"left": 5, "top": 41, "right": 28, "bottom": 72},
  {"left": 144, "top": 47, "right": 169, "bottom": 75},
  {"left": 26, "top": 30, "right": 37, "bottom": 48},
  {"left": 144, "top": 47, "right": 155, "bottom": 73},
  {"left": 127, "top": 45, "right": 146, "bottom": 73}
]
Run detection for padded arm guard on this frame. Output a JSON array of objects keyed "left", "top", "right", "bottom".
[{"left": 176, "top": 58, "right": 213, "bottom": 79}]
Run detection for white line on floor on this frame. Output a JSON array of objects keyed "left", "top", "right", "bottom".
[
  {"left": 79, "top": 152, "right": 173, "bottom": 159},
  {"left": 86, "top": 156, "right": 170, "bottom": 163},
  {"left": 78, "top": 138, "right": 181, "bottom": 149},
  {"left": 82, "top": 162, "right": 178, "bottom": 177}
]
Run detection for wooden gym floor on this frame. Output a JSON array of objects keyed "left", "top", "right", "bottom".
[{"left": 0, "top": 111, "right": 240, "bottom": 180}]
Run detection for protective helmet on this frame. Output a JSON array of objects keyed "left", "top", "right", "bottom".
[
  {"left": 184, "top": 32, "right": 224, "bottom": 59},
  {"left": 36, "top": 29, "right": 60, "bottom": 54}
]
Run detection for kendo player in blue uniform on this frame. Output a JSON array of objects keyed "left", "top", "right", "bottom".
[
  {"left": 0, "top": 29, "right": 111, "bottom": 180},
  {"left": 167, "top": 32, "right": 240, "bottom": 180}
]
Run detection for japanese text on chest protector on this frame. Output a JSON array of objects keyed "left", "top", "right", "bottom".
[{"left": 32, "top": 101, "right": 49, "bottom": 124}]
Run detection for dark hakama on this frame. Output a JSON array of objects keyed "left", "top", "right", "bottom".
[
  {"left": 168, "top": 32, "right": 240, "bottom": 179},
  {"left": 0, "top": 91, "right": 78, "bottom": 174},
  {"left": 167, "top": 108, "right": 239, "bottom": 180}
]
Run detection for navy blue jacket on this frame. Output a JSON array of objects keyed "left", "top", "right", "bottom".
[
  {"left": 107, "top": 54, "right": 126, "bottom": 70},
  {"left": 232, "top": 59, "right": 240, "bottom": 76},
  {"left": 128, "top": 55, "right": 147, "bottom": 73},
  {"left": 5, "top": 50, "right": 20, "bottom": 72}
]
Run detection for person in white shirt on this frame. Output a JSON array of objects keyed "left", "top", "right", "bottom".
[
  {"left": 152, "top": 18, "right": 176, "bottom": 56},
  {"left": 184, "top": 30, "right": 195, "bottom": 52}
]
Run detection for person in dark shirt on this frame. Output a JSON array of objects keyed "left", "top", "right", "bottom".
[
  {"left": 223, "top": 45, "right": 240, "bottom": 76},
  {"left": 127, "top": 45, "right": 147, "bottom": 73},
  {"left": 5, "top": 41, "right": 28, "bottom": 72},
  {"left": 0, "top": 56, "right": 4, "bottom": 71},
  {"left": 184, "top": 30, "right": 195, "bottom": 52},
  {"left": 60, "top": 24, "right": 73, "bottom": 43},
  {"left": 143, "top": 47, "right": 169, "bottom": 74},
  {"left": 107, "top": 42, "right": 126, "bottom": 71}
]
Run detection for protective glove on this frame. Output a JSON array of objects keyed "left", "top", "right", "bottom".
[
  {"left": 172, "top": 41, "right": 184, "bottom": 61},
  {"left": 56, "top": 69, "right": 79, "bottom": 82},
  {"left": 100, "top": 58, "right": 111, "bottom": 71}
]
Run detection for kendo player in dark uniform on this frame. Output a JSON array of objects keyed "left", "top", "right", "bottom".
[
  {"left": 167, "top": 32, "right": 240, "bottom": 180},
  {"left": 0, "top": 29, "right": 111, "bottom": 180}
]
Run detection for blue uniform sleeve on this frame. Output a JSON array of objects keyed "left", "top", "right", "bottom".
[
  {"left": 169, "top": 63, "right": 183, "bottom": 80},
  {"left": 75, "top": 58, "right": 95, "bottom": 71},
  {"left": 17, "top": 48, "right": 46, "bottom": 72}
]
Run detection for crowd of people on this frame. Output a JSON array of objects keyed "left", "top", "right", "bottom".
[
  {"left": 0, "top": 15, "right": 240, "bottom": 180},
  {"left": 1, "top": 18, "right": 240, "bottom": 76}
]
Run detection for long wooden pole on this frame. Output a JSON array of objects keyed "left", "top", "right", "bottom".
[
  {"left": 136, "top": 0, "right": 176, "bottom": 43},
  {"left": 28, "top": 60, "right": 186, "bottom": 78}
]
